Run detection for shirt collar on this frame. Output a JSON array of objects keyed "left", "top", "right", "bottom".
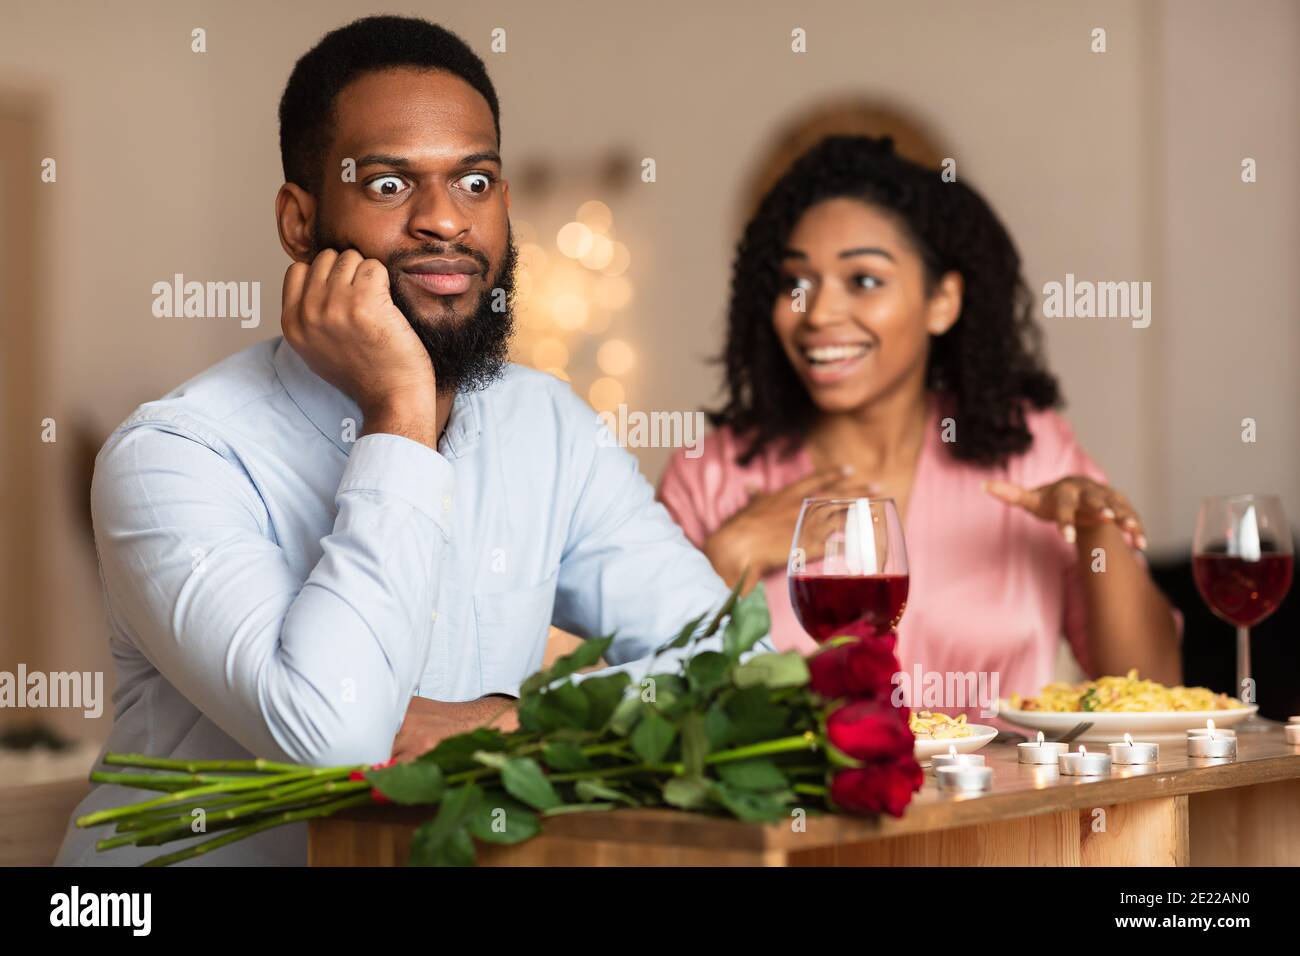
[{"left": 273, "top": 336, "right": 481, "bottom": 459}]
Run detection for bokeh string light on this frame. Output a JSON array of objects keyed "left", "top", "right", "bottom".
[{"left": 510, "top": 200, "right": 636, "bottom": 413}]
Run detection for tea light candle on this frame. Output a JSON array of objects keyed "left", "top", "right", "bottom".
[
  {"left": 1187, "top": 732, "right": 1237, "bottom": 758},
  {"left": 1109, "top": 733, "right": 1159, "bottom": 765},
  {"left": 931, "top": 745, "right": 985, "bottom": 772},
  {"left": 1018, "top": 731, "right": 1068, "bottom": 765},
  {"left": 1285, "top": 724, "right": 1300, "bottom": 746},
  {"left": 1187, "top": 719, "right": 1236, "bottom": 739},
  {"left": 935, "top": 764, "right": 993, "bottom": 792},
  {"left": 1058, "top": 745, "right": 1112, "bottom": 776}
]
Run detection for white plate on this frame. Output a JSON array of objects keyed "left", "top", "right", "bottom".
[
  {"left": 996, "top": 701, "right": 1259, "bottom": 742},
  {"left": 913, "top": 724, "right": 998, "bottom": 764}
]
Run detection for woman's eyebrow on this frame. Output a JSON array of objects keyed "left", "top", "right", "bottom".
[
  {"left": 839, "top": 246, "right": 895, "bottom": 261},
  {"left": 780, "top": 246, "right": 896, "bottom": 261}
]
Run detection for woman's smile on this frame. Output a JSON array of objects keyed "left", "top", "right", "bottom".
[{"left": 798, "top": 340, "right": 877, "bottom": 386}]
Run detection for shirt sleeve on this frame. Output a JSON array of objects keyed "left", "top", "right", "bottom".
[
  {"left": 92, "top": 417, "right": 453, "bottom": 766},
  {"left": 551, "top": 404, "right": 774, "bottom": 684},
  {"left": 1038, "top": 414, "right": 1184, "bottom": 677}
]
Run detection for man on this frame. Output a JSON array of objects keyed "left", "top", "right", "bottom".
[{"left": 57, "top": 15, "right": 764, "bottom": 866}]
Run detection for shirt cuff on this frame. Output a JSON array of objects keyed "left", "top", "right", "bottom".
[{"left": 337, "top": 433, "right": 456, "bottom": 531}]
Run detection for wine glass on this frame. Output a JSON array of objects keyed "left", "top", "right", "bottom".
[
  {"left": 788, "top": 497, "right": 909, "bottom": 643},
  {"left": 1192, "top": 494, "right": 1294, "bottom": 732}
]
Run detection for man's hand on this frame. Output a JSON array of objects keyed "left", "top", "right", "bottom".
[
  {"left": 281, "top": 249, "right": 438, "bottom": 446},
  {"left": 390, "top": 695, "right": 520, "bottom": 763}
]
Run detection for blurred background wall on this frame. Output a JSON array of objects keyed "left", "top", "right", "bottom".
[{"left": 0, "top": 0, "right": 1296, "bottom": 751}]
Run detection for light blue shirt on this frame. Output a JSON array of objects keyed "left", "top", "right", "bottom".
[{"left": 57, "top": 337, "right": 768, "bottom": 866}]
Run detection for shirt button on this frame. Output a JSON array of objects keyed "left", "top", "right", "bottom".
[
  {"left": 442, "top": 493, "right": 452, "bottom": 513},
  {"left": 431, "top": 610, "right": 439, "bottom": 623}
]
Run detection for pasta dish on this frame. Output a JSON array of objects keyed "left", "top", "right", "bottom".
[{"left": 1008, "top": 670, "right": 1240, "bottom": 713}]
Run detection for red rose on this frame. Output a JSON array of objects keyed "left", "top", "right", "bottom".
[
  {"left": 350, "top": 760, "right": 398, "bottom": 804},
  {"left": 825, "top": 698, "right": 913, "bottom": 761},
  {"left": 808, "top": 633, "right": 900, "bottom": 702},
  {"left": 831, "top": 754, "right": 924, "bottom": 817}
]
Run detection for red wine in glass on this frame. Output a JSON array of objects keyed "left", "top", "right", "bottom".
[
  {"left": 788, "top": 497, "right": 909, "bottom": 645},
  {"left": 1192, "top": 494, "right": 1293, "bottom": 731},
  {"left": 1192, "top": 552, "right": 1294, "bottom": 627},
  {"left": 789, "top": 573, "right": 909, "bottom": 641}
]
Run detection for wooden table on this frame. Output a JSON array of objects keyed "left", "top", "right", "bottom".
[{"left": 309, "top": 725, "right": 1300, "bottom": 866}]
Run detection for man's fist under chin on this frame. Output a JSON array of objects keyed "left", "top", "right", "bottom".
[{"left": 281, "top": 248, "right": 437, "bottom": 428}]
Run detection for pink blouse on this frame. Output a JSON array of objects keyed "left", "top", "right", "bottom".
[{"left": 657, "top": 398, "right": 1179, "bottom": 724}]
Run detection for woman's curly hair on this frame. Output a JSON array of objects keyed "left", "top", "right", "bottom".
[{"left": 709, "top": 134, "right": 1061, "bottom": 467}]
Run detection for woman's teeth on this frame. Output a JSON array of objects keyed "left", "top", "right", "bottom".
[{"left": 803, "top": 343, "right": 872, "bottom": 365}]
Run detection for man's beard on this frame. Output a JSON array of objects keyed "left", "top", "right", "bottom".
[{"left": 310, "top": 222, "right": 517, "bottom": 395}]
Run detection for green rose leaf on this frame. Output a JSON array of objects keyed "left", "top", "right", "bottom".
[
  {"left": 365, "top": 761, "right": 446, "bottom": 806},
  {"left": 500, "top": 756, "right": 562, "bottom": 811},
  {"left": 701, "top": 576, "right": 746, "bottom": 639},
  {"left": 408, "top": 783, "right": 482, "bottom": 867},
  {"left": 712, "top": 782, "right": 792, "bottom": 823},
  {"left": 654, "top": 611, "right": 707, "bottom": 654},
  {"left": 722, "top": 584, "right": 771, "bottom": 660},
  {"left": 733, "top": 651, "right": 810, "bottom": 690},
  {"left": 541, "top": 740, "right": 590, "bottom": 772},
  {"left": 577, "top": 672, "right": 631, "bottom": 731},
  {"left": 543, "top": 802, "right": 619, "bottom": 815},
  {"left": 416, "top": 727, "right": 509, "bottom": 771},
  {"left": 630, "top": 710, "right": 677, "bottom": 765},
  {"left": 575, "top": 779, "right": 640, "bottom": 807},
  {"left": 607, "top": 694, "right": 642, "bottom": 737},
  {"left": 410, "top": 825, "right": 475, "bottom": 867},
  {"left": 663, "top": 777, "right": 710, "bottom": 810},
  {"left": 530, "top": 681, "right": 591, "bottom": 732},
  {"left": 520, "top": 635, "right": 615, "bottom": 697},
  {"left": 472, "top": 750, "right": 509, "bottom": 770},
  {"left": 686, "top": 651, "right": 730, "bottom": 695},
  {"left": 715, "top": 758, "right": 788, "bottom": 792},
  {"left": 467, "top": 795, "right": 541, "bottom": 845},
  {"left": 637, "top": 673, "right": 687, "bottom": 712},
  {"left": 703, "top": 706, "right": 732, "bottom": 749},
  {"left": 725, "top": 686, "right": 792, "bottom": 745}
]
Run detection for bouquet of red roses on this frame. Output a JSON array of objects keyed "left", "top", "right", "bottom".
[
  {"left": 807, "top": 623, "right": 925, "bottom": 816},
  {"left": 76, "top": 581, "right": 922, "bottom": 865}
]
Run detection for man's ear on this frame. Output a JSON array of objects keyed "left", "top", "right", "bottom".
[
  {"left": 275, "top": 183, "right": 317, "bottom": 263},
  {"left": 926, "top": 270, "right": 964, "bottom": 335}
]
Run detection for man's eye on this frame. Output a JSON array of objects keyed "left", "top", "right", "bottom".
[
  {"left": 365, "top": 175, "right": 408, "bottom": 198},
  {"left": 455, "top": 172, "right": 493, "bottom": 195},
  {"left": 855, "top": 274, "right": 882, "bottom": 290},
  {"left": 780, "top": 275, "right": 814, "bottom": 292}
]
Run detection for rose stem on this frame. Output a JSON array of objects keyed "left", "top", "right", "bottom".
[
  {"left": 77, "top": 770, "right": 320, "bottom": 828},
  {"left": 100, "top": 780, "right": 372, "bottom": 851},
  {"left": 103, "top": 754, "right": 345, "bottom": 775},
  {"left": 141, "top": 792, "right": 373, "bottom": 867}
]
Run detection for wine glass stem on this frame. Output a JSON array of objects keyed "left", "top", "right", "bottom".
[{"left": 1236, "top": 625, "right": 1251, "bottom": 705}]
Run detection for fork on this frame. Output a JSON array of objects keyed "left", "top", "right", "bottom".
[{"left": 994, "top": 721, "right": 1093, "bottom": 745}]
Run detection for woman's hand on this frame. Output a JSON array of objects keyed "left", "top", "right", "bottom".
[
  {"left": 703, "top": 466, "right": 878, "bottom": 589},
  {"left": 983, "top": 476, "right": 1147, "bottom": 550}
]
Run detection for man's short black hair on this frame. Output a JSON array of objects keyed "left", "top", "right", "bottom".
[{"left": 278, "top": 15, "right": 501, "bottom": 194}]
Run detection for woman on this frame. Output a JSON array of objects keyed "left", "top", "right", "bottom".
[{"left": 657, "top": 135, "right": 1181, "bottom": 709}]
